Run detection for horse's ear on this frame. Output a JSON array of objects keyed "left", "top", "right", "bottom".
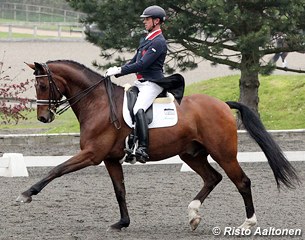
[
  {"left": 25, "top": 62, "right": 35, "bottom": 70},
  {"left": 34, "top": 62, "right": 44, "bottom": 72}
]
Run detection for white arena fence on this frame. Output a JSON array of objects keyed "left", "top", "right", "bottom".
[
  {"left": 0, "top": 22, "right": 84, "bottom": 40},
  {"left": 0, "top": 151, "right": 304, "bottom": 177}
]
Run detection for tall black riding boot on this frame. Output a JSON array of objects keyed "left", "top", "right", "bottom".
[{"left": 135, "top": 109, "right": 149, "bottom": 163}]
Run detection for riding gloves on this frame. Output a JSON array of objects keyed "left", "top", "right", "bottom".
[{"left": 105, "top": 66, "right": 121, "bottom": 77}]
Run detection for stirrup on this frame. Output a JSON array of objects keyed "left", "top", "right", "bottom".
[
  {"left": 135, "top": 147, "right": 149, "bottom": 163},
  {"left": 123, "top": 147, "right": 136, "bottom": 163}
]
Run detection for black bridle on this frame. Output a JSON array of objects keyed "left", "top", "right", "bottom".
[
  {"left": 35, "top": 63, "right": 64, "bottom": 114},
  {"left": 35, "top": 63, "right": 103, "bottom": 115},
  {"left": 35, "top": 63, "right": 121, "bottom": 129}
]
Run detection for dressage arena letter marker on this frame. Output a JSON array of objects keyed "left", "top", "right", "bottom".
[{"left": 0, "top": 153, "right": 29, "bottom": 177}]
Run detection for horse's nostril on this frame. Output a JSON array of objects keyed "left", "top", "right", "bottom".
[{"left": 38, "top": 116, "right": 48, "bottom": 123}]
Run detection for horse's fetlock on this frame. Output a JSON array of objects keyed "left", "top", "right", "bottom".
[
  {"left": 188, "top": 199, "right": 201, "bottom": 211},
  {"left": 121, "top": 217, "right": 130, "bottom": 227},
  {"left": 243, "top": 177, "right": 251, "bottom": 187},
  {"left": 29, "top": 187, "right": 40, "bottom": 195}
]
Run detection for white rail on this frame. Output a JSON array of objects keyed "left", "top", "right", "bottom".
[{"left": 1, "top": 152, "right": 304, "bottom": 177}]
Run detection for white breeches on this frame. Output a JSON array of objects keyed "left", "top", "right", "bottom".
[{"left": 133, "top": 80, "right": 164, "bottom": 115}]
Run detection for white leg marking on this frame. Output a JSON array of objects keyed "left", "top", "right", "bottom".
[
  {"left": 238, "top": 213, "right": 257, "bottom": 229},
  {"left": 188, "top": 200, "right": 202, "bottom": 231}
]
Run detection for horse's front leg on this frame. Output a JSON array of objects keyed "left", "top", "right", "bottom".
[
  {"left": 104, "top": 159, "right": 130, "bottom": 231},
  {"left": 16, "top": 150, "right": 99, "bottom": 203}
]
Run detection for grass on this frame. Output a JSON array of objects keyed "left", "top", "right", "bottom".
[
  {"left": 185, "top": 74, "right": 305, "bottom": 130},
  {"left": 0, "top": 30, "right": 82, "bottom": 39},
  {"left": 1, "top": 74, "right": 305, "bottom": 133},
  {"left": 0, "top": 109, "right": 79, "bottom": 133}
]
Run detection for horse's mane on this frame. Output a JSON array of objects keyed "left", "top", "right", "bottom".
[{"left": 46, "top": 59, "right": 121, "bottom": 87}]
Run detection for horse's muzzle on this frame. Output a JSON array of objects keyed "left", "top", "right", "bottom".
[{"left": 37, "top": 111, "right": 55, "bottom": 123}]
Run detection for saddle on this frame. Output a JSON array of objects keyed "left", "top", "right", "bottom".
[{"left": 122, "top": 73, "right": 185, "bottom": 129}]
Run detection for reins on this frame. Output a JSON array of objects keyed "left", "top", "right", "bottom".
[
  {"left": 36, "top": 63, "right": 121, "bottom": 129},
  {"left": 104, "top": 76, "right": 121, "bottom": 129},
  {"left": 55, "top": 78, "right": 103, "bottom": 115}
]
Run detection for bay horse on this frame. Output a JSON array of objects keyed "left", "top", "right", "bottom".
[{"left": 17, "top": 60, "right": 299, "bottom": 232}]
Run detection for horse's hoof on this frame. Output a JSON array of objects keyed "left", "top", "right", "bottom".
[
  {"left": 16, "top": 194, "right": 32, "bottom": 203},
  {"left": 189, "top": 216, "right": 201, "bottom": 231},
  {"left": 107, "top": 220, "right": 129, "bottom": 232},
  {"left": 106, "top": 225, "right": 122, "bottom": 232}
]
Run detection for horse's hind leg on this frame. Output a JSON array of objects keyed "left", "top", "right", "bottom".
[
  {"left": 180, "top": 153, "right": 223, "bottom": 231},
  {"left": 214, "top": 155, "right": 257, "bottom": 229}
]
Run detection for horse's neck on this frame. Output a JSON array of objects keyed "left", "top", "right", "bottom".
[{"left": 67, "top": 77, "right": 123, "bottom": 119}]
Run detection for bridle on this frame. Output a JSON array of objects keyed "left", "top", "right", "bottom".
[
  {"left": 35, "top": 63, "right": 104, "bottom": 115},
  {"left": 35, "top": 63, "right": 121, "bottom": 129},
  {"left": 35, "top": 63, "right": 64, "bottom": 115}
]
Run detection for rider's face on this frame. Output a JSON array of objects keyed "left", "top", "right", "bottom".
[
  {"left": 143, "top": 17, "right": 159, "bottom": 31},
  {"left": 143, "top": 17, "right": 153, "bottom": 31}
]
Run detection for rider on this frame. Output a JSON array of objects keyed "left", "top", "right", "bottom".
[{"left": 105, "top": 5, "right": 167, "bottom": 163}]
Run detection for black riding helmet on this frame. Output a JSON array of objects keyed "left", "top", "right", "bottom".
[{"left": 140, "top": 5, "right": 166, "bottom": 23}]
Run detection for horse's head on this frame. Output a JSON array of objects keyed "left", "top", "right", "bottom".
[{"left": 26, "top": 62, "right": 64, "bottom": 123}]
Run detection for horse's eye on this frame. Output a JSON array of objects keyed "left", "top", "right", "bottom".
[{"left": 37, "top": 83, "right": 48, "bottom": 91}]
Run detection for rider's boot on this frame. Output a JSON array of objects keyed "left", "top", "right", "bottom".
[{"left": 134, "top": 109, "right": 149, "bottom": 163}]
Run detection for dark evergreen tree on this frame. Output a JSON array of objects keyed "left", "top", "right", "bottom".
[{"left": 67, "top": 0, "right": 305, "bottom": 118}]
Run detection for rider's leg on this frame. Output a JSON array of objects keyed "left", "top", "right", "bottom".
[
  {"left": 134, "top": 109, "right": 149, "bottom": 163},
  {"left": 133, "top": 81, "right": 164, "bottom": 112},
  {"left": 133, "top": 81, "right": 163, "bottom": 163}
]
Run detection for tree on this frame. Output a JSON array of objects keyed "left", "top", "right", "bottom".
[{"left": 67, "top": 0, "right": 305, "bottom": 120}]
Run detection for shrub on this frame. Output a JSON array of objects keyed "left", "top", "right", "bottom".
[{"left": 0, "top": 56, "right": 33, "bottom": 124}]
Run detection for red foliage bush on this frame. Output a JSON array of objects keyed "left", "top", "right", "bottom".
[{"left": 0, "top": 60, "right": 33, "bottom": 124}]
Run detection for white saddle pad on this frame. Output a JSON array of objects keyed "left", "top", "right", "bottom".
[{"left": 122, "top": 92, "right": 178, "bottom": 129}]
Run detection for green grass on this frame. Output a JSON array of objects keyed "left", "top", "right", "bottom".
[
  {"left": 0, "top": 32, "right": 55, "bottom": 39},
  {"left": 0, "top": 30, "right": 82, "bottom": 39},
  {"left": 1, "top": 74, "right": 305, "bottom": 133},
  {"left": 0, "top": 109, "right": 79, "bottom": 133},
  {"left": 185, "top": 74, "right": 305, "bottom": 130}
]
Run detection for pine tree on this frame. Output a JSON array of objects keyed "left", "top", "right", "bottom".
[{"left": 67, "top": 0, "right": 305, "bottom": 119}]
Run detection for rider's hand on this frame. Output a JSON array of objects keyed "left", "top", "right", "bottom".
[{"left": 105, "top": 66, "right": 122, "bottom": 77}]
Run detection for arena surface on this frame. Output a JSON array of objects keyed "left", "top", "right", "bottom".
[{"left": 0, "top": 161, "right": 304, "bottom": 240}]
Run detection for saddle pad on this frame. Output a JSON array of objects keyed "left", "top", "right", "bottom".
[{"left": 122, "top": 92, "right": 178, "bottom": 128}]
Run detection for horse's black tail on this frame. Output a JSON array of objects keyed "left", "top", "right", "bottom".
[{"left": 226, "top": 101, "right": 300, "bottom": 189}]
